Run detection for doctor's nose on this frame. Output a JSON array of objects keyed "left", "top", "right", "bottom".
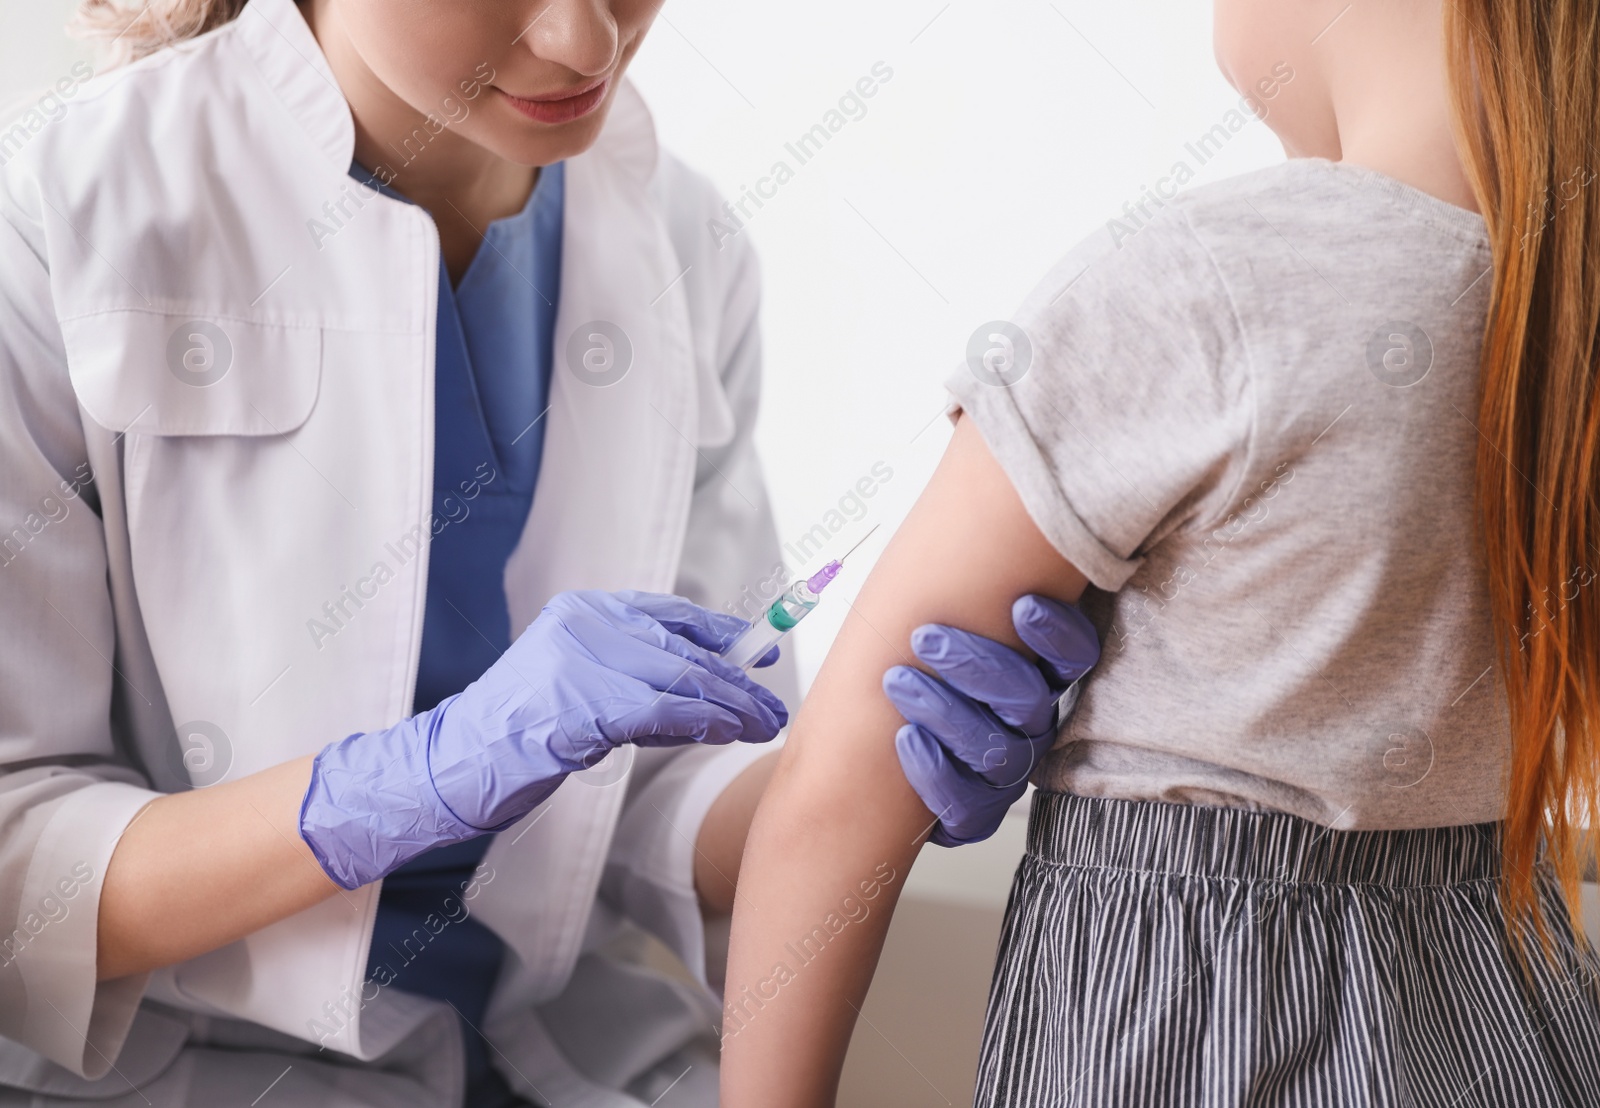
[{"left": 518, "top": 0, "right": 623, "bottom": 79}]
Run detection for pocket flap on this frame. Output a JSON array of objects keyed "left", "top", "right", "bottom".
[{"left": 60, "top": 311, "right": 321, "bottom": 436}]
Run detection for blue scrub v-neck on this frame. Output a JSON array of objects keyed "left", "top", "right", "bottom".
[
  {"left": 416, "top": 163, "right": 564, "bottom": 712},
  {"left": 350, "top": 161, "right": 563, "bottom": 1108}
]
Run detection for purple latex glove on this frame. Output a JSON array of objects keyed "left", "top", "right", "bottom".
[
  {"left": 300, "top": 590, "right": 788, "bottom": 889},
  {"left": 886, "top": 595, "right": 1099, "bottom": 847}
]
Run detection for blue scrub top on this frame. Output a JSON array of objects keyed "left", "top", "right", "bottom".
[{"left": 352, "top": 160, "right": 563, "bottom": 1107}]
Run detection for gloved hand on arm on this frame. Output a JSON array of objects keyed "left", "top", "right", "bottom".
[
  {"left": 886, "top": 594, "right": 1099, "bottom": 847},
  {"left": 299, "top": 590, "right": 788, "bottom": 889}
]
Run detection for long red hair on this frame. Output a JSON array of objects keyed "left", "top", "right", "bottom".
[{"left": 1446, "top": 0, "right": 1600, "bottom": 939}]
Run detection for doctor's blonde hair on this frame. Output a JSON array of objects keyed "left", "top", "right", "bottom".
[{"left": 73, "top": 0, "right": 246, "bottom": 67}]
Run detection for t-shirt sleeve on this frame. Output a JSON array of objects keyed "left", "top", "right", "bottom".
[{"left": 944, "top": 206, "right": 1251, "bottom": 592}]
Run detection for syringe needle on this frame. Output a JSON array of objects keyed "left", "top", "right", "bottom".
[{"left": 837, "top": 524, "right": 882, "bottom": 565}]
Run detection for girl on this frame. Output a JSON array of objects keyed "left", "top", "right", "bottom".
[{"left": 722, "top": 0, "right": 1600, "bottom": 1104}]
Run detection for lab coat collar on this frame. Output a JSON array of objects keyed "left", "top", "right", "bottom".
[
  {"left": 232, "top": 0, "right": 662, "bottom": 187},
  {"left": 233, "top": 0, "right": 354, "bottom": 170},
  {"left": 586, "top": 80, "right": 661, "bottom": 188}
]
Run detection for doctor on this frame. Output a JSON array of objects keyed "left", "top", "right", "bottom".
[{"left": 0, "top": 0, "right": 1099, "bottom": 1104}]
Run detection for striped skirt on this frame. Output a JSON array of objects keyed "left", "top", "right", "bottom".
[{"left": 976, "top": 792, "right": 1600, "bottom": 1107}]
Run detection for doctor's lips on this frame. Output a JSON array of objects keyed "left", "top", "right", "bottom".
[{"left": 498, "top": 77, "right": 610, "bottom": 124}]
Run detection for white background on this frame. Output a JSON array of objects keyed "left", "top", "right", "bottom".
[{"left": 0, "top": 0, "right": 1286, "bottom": 691}]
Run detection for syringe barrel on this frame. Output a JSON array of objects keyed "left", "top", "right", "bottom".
[
  {"left": 723, "top": 580, "right": 821, "bottom": 670},
  {"left": 723, "top": 617, "right": 787, "bottom": 670},
  {"left": 766, "top": 579, "right": 820, "bottom": 628}
]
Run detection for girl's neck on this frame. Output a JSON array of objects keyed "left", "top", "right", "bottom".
[
  {"left": 1335, "top": 124, "right": 1481, "bottom": 216},
  {"left": 1331, "top": 79, "right": 1480, "bottom": 216},
  {"left": 1319, "top": 0, "right": 1480, "bottom": 216}
]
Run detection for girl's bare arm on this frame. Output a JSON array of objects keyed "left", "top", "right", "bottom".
[{"left": 720, "top": 415, "right": 1087, "bottom": 1106}]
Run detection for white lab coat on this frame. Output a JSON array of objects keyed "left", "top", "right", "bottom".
[{"left": 0, "top": 0, "right": 796, "bottom": 1102}]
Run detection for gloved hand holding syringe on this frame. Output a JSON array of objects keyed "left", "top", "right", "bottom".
[{"left": 723, "top": 526, "right": 881, "bottom": 670}]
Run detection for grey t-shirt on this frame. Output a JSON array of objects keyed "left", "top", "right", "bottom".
[{"left": 947, "top": 158, "right": 1509, "bottom": 830}]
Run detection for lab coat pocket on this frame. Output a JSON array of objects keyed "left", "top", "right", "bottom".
[
  {"left": 56, "top": 310, "right": 338, "bottom": 779},
  {"left": 59, "top": 310, "right": 322, "bottom": 437}
]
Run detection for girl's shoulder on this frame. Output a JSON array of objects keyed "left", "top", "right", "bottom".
[
  {"left": 1177, "top": 158, "right": 1488, "bottom": 250},
  {"left": 1014, "top": 158, "right": 1491, "bottom": 359}
]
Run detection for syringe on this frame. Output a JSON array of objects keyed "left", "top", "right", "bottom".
[{"left": 723, "top": 527, "right": 880, "bottom": 671}]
